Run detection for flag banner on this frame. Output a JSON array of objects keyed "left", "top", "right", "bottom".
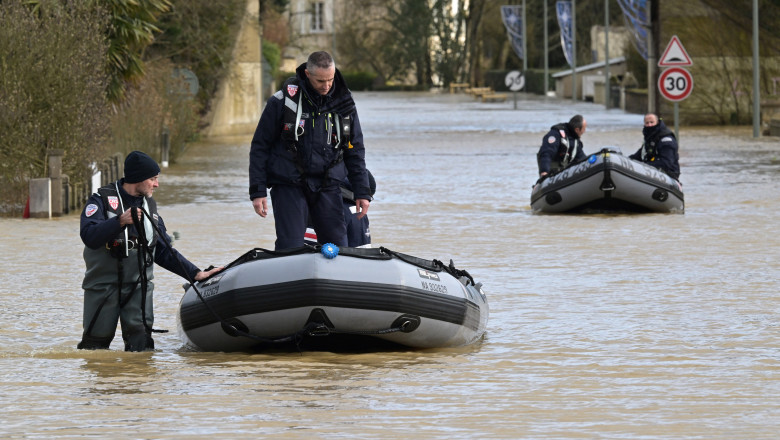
[
  {"left": 555, "top": 1, "right": 574, "bottom": 68},
  {"left": 501, "top": 5, "right": 524, "bottom": 60},
  {"left": 616, "top": 0, "right": 649, "bottom": 60}
]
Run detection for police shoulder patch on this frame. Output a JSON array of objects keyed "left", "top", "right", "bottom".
[
  {"left": 547, "top": 135, "right": 557, "bottom": 144},
  {"left": 107, "top": 196, "right": 119, "bottom": 210},
  {"left": 85, "top": 204, "right": 98, "bottom": 217},
  {"left": 661, "top": 136, "right": 673, "bottom": 142}
]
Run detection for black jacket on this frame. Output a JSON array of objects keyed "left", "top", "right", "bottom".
[
  {"left": 80, "top": 180, "right": 199, "bottom": 281},
  {"left": 537, "top": 122, "right": 586, "bottom": 175},
  {"left": 249, "top": 63, "right": 371, "bottom": 200},
  {"left": 629, "top": 121, "right": 680, "bottom": 180}
]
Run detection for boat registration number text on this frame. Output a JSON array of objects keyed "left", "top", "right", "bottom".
[
  {"left": 201, "top": 285, "right": 220, "bottom": 298},
  {"left": 421, "top": 281, "right": 447, "bottom": 294}
]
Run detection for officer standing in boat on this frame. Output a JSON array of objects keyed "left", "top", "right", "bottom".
[
  {"left": 78, "top": 151, "right": 222, "bottom": 352},
  {"left": 249, "top": 51, "right": 372, "bottom": 250},
  {"left": 629, "top": 113, "right": 680, "bottom": 180},
  {"left": 537, "top": 114, "right": 588, "bottom": 178}
]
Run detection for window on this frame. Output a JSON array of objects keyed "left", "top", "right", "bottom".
[{"left": 311, "top": 2, "right": 324, "bottom": 32}]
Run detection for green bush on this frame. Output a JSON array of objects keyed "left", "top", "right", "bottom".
[
  {"left": 626, "top": 48, "right": 649, "bottom": 89},
  {"left": 263, "top": 41, "right": 281, "bottom": 76},
  {"left": 0, "top": 2, "right": 110, "bottom": 215},
  {"left": 149, "top": 0, "right": 246, "bottom": 116},
  {"left": 342, "top": 71, "right": 377, "bottom": 91},
  {"left": 110, "top": 60, "right": 200, "bottom": 165}
]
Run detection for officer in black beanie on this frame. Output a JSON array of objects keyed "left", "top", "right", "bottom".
[
  {"left": 123, "top": 150, "right": 161, "bottom": 183},
  {"left": 78, "top": 151, "right": 222, "bottom": 351}
]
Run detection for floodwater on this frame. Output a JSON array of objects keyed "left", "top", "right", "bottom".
[{"left": 2, "top": 91, "right": 780, "bottom": 439}]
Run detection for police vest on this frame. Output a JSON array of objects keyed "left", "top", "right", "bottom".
[
  {"left": 280, "top": 77, "right": 352, "bottom": 169},
  {"left": 98, "top": 182, "right": 159, "bottom": 250},
  {"left": 551, "top": 123, "right": 578, "bottom": 168},
  {"left": 640, "top": 126, "right": 675, "bottom": 162}
]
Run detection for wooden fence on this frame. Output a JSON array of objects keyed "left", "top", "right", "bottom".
[{"left": 27, "top": 151, "right": 124, "bottom": 218}]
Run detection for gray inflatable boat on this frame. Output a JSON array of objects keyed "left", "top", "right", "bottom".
[
  {"left": 530, "top": 148, "right": 684, "bottom": 213},
  {"left": 177, "top": 245, "right": 489, "bottom": 352}
]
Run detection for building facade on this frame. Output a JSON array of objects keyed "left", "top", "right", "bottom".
[{"left": 281, "top": 0, "right": 339, "bottom": 72}]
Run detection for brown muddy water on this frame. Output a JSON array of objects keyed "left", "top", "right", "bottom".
[{"left": 1, "top": 92, "right": 779, "bottom": 439}]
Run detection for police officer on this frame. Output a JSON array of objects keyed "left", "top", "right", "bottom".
[
  {"left": 342, "top": 169, "right": 376, "bottom": 247},
  {"left": 304, "top": 170, "right": 376, "bottom": 248},
  {"left": 537, "top": 114, "right": 588, "bottom": 178},
  {"left": 629, "top": 113, "right": 680, "bottom": 180},
  {"left": 78, "top": 151, "right": 222, "bottom": 351},
  {"left": 249, "top": 51, "right": 372, "bottom": 250}
]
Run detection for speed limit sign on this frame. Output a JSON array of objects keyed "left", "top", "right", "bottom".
[
  {"left": 505, "top": 70, "right": 525, "bottom": 91},
  {"left": 658, "top": 67, "right": 693, "bottom": 102}
]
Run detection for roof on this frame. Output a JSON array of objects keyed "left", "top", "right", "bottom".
[{"left": 552, "top": 57, "right": 627, "bottom": 78}]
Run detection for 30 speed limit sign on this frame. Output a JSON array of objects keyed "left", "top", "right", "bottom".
[{"left": 658, "top": 67, "right": 693, "bottom": 102}]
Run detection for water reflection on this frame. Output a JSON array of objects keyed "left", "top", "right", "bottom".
[
  {"left": 2, "top": 92, "right": 780, "bottom": 438},
  {"left": 79, "top": 353, "right": 158, "bottom": 395}
]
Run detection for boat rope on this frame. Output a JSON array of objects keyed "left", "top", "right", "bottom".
[
  {"left": 128, "top": 207, "right": 307, "bottom": 346},
  {"left": 130, "top": 206, "right": 163, "bottom": 335},
  {"left": 435, "top": 258, "right": 475, "bottom": 286},
  {"left": 379, "top": 247, "right": 475, "bottom": 286}
]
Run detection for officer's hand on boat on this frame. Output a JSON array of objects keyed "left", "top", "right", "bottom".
[{"left": 194, "top": 265, "right": 225, "bottom": 281}]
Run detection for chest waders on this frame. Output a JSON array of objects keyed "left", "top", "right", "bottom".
[{"left": 79, "top": 184, "right": 162, "bottom": 348}]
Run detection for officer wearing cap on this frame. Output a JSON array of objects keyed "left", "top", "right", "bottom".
[{"left": 78, "top": 151, "right": 222, "bottom": 351}]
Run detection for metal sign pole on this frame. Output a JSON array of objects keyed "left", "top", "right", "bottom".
[
  {"left": 674, "top": 102, "right": 680, "bottom": 141},
  {"left": 753, "top": 0, "right": 760, "bottom": 138}
]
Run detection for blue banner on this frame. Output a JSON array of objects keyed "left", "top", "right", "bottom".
[
  {"left": 501, "top": 5, "right": 524, "bottom": 60},
  {"left": 616, "top": 0, "right": 649, "bottom": 60},
  {"left": 555, "top": 1, "right": 574, "bottom": 68}
]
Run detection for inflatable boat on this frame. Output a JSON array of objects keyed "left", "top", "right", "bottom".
[
  {"left": 177, "top": 245, "right": 489, "bottom": 352},
  {"left": 530, "top": 148, "right": 684, "bottom": 213}
]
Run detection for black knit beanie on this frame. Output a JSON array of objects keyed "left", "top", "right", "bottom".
[{"left": 124, "top": 151, "right": 160, "bottom": 183}]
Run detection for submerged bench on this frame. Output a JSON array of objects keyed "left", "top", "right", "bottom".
[
  {"left": 449, "top": 83, "right": 470, "bottom": 93},
  {"left": 481, "top": 93, "right": 507, "bottom": 103},
  {"left": 467, "top": 87, "right": 494, "bottom": 99}
]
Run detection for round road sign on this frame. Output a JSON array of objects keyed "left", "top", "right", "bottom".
[
  {"left": 505, "top": 70, "right": 525, "bottom": 91},
  {"left": 658, "top": 67, "right": 693, "bottom": 102}
]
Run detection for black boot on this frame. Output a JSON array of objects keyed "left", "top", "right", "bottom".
[
  {"left": 123, "top": 331, "right": 154, "bottom": 352},
  {"left": 77, "top": 335, "right": 112, "bottom": 350}
]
